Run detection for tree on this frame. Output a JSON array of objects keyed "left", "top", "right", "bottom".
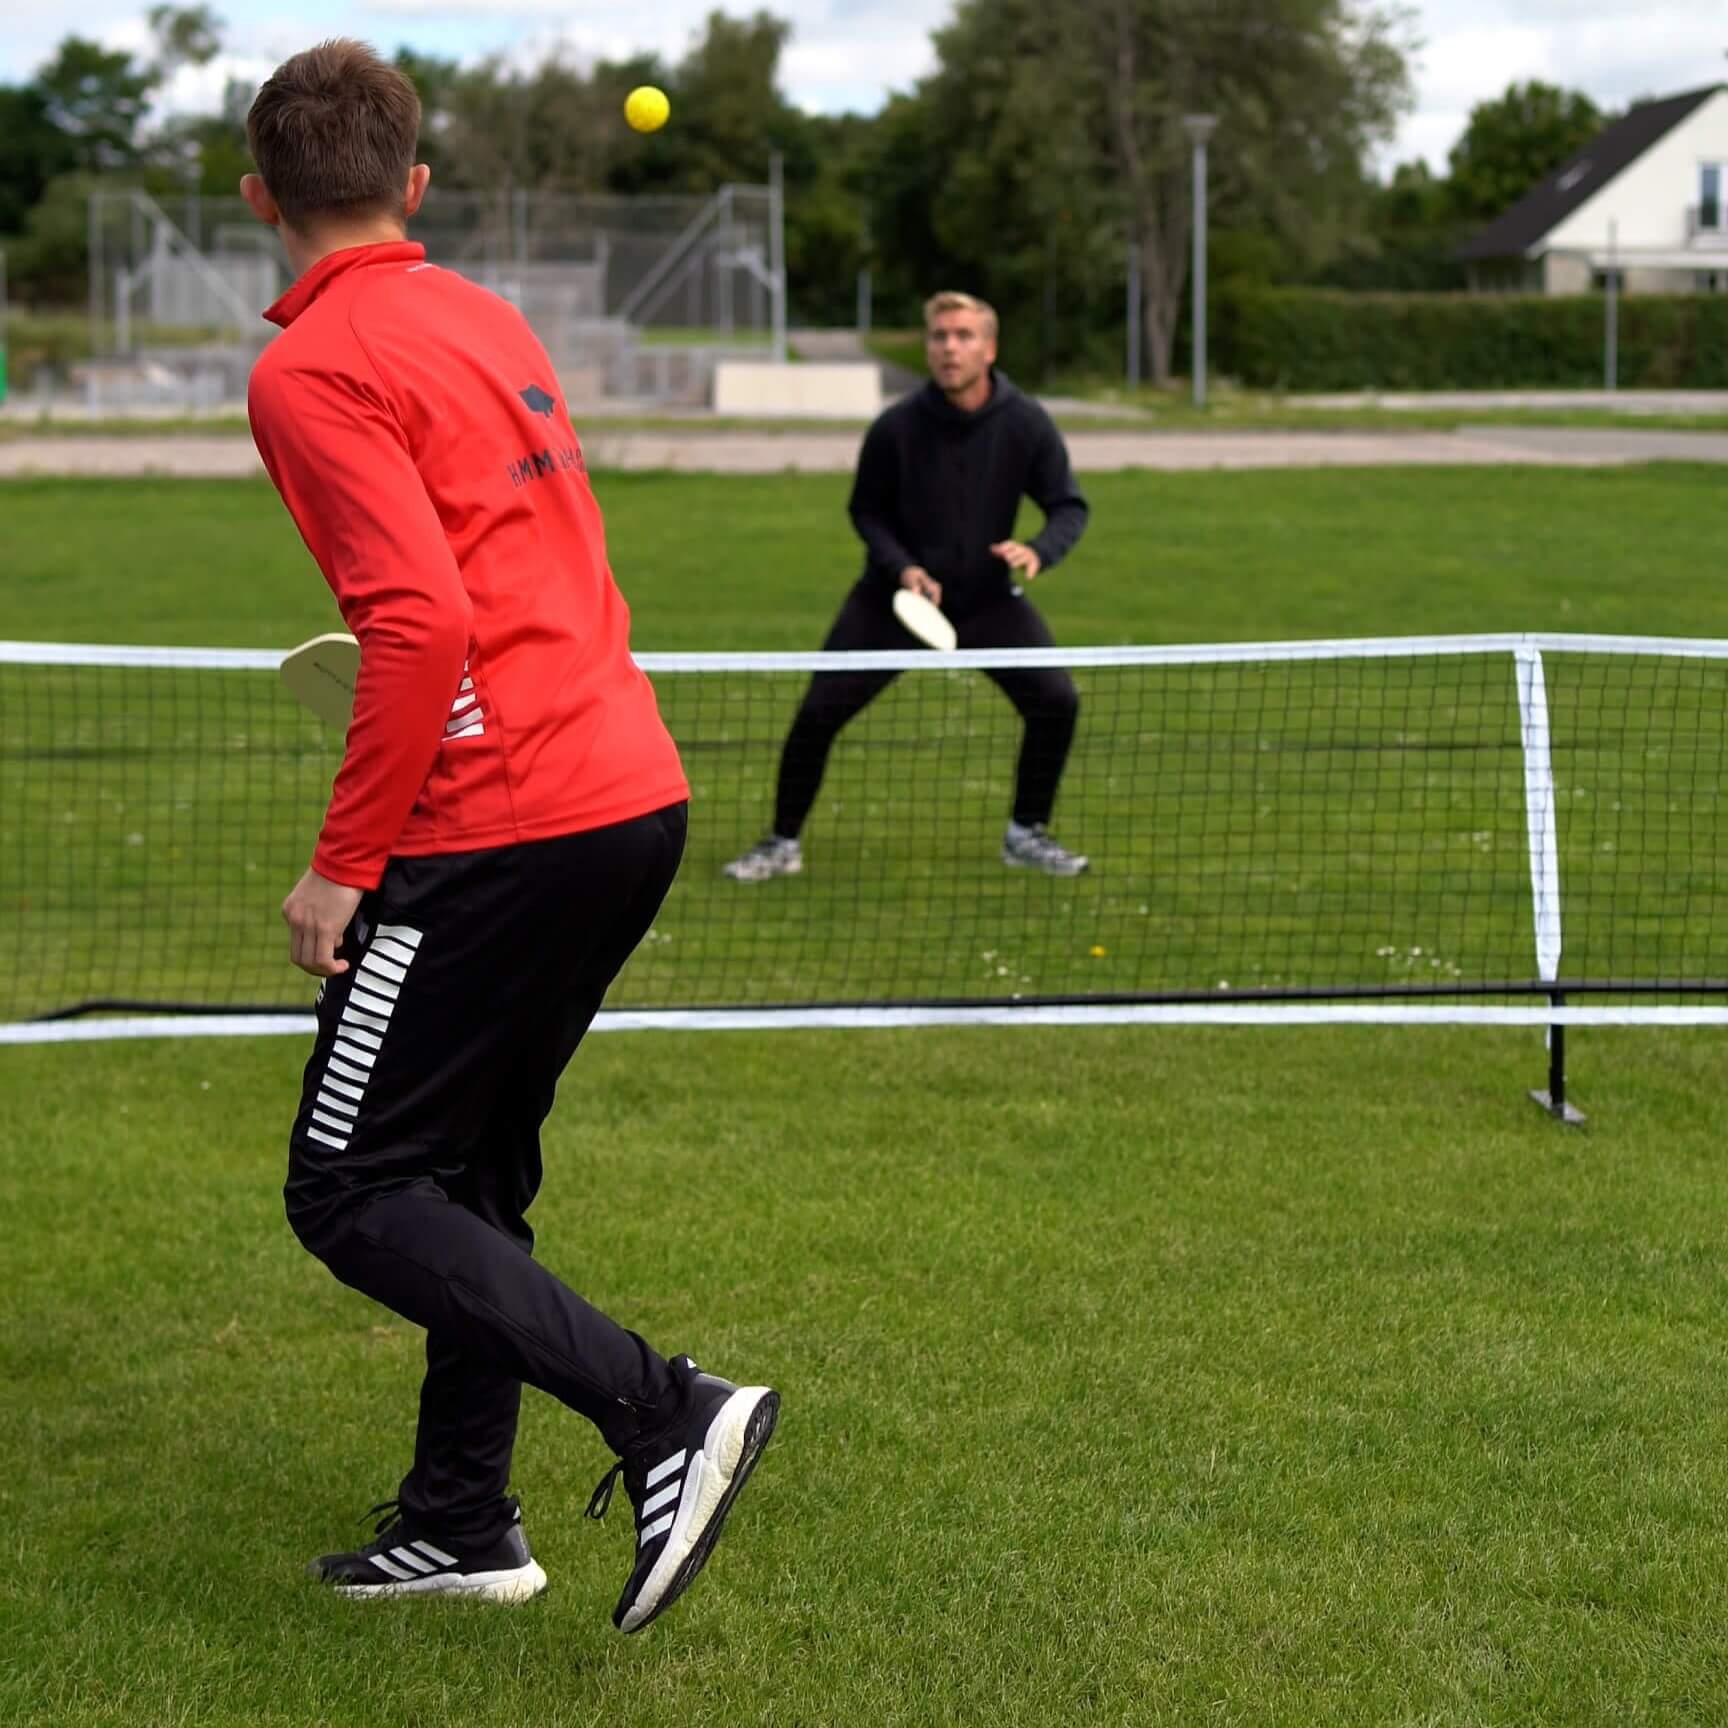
[
  {"left": 146, "top": 4, "right": 223, "bottom": 79},
  {"left": 1317, "top": 159, "right": 1468, "bottom": 291},
  {"left": 1448, "top": 81, "right": 1604, "bottom": 225},
  {"left": 853, "top": 0, "right": 1113, "bottom": 374},
  {"left": 393, "top": 49, "right": 469, "bottom": 187},
  {"left": 872, "top": 0, "right": 1411, "bottom": 385},
  {"left": 146, "top": 12, "right": 244, "bottom": 221},
  {"left": 0, "top": 85, "right": 75, "bottom": 236},
  {"left": 1093, "top": 0, "right": 1414, "bottom": 385},
  {"left": 34, "top": 38, "right": 159, "bottom": 170},
  {"left": 9, "top": 171, "right": 103, "bottom": 302},
  {"left": 663, "top": 11, "right": 801, "bottom": 189}
]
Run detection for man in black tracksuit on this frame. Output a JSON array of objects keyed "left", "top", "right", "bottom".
[{"left": 725, "top": 290, "right": 1092, "bottom": 882}]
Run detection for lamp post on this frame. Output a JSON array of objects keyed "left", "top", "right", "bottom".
[
  {"left": 768, "top": 149, "right": 787, "bottom": 365},
  {"left": 183, "top": 137, "right": 203, "bottom": 249},
  {"left": 1605, "top": 219, "right": 1619, "bottom": 393},
  {"left": 1183, "top": 114, "right": 1218, "bottom": 409},
  {"left": 1126, "top": 233, "right": 1141, "bottom": 389}
]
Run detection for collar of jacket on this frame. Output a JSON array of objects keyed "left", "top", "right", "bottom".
[{"left": 263, "top": 240, "right": 427, "bottom": 328}]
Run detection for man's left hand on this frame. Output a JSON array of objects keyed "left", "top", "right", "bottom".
[
  {"left": 282, "top": 866, "right": 365, "bottom": 978},
  {"left": 991, "top": 541, "right": 1043, "bottom": 581}
]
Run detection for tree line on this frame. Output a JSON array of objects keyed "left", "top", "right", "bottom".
[{"left": 0, "top": 1, "right": 1614, "bottom": 384}]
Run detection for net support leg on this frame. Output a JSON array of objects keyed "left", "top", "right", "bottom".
[
  {"left": 1516, "top": 648, "right": 1583, "bottom": 1126},
  {"left": 1529, "top": 999, "right": 1586, "bottom": 1126}
]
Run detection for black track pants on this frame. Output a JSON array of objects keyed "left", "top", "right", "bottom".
[
  {"left": 284, "top": 803, "right": 687, "bottom": 1544},
  {"left": 772, "top": 584, "right": 1079, "bottom": 839}
]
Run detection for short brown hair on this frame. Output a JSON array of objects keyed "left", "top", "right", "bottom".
[
  {"left": 924, "top": 291, "right": 999, "bottom": 341},
  {"left": 247, "top": 40, "right": 420, "bottom": 228}
]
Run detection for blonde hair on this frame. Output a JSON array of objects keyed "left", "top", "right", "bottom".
[{"left": 924, "top": 291, "right": 998, "bottom": 341}]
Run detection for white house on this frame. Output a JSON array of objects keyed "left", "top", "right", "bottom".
[{"left": 1461, "top": 84, "right": 1728, "bottom": 294}]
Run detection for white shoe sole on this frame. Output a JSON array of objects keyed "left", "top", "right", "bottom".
[
  {"left": 723, "top": 859, "right": 803, "bottom": 883},
  {"left": 334, "top": 1559, "right": 549, "bottom": 1604},
  {"left": 618, "top": 1386, "right": 779, "bottom": 1633},
  {"left": 1001, "top": 850, "right": 1089, "bottom": 877}
]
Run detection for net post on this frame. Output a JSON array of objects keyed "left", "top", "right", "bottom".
[
  {"left": 1515, "top": 645, "right": 1585, "bottom": 1125},
  {"left": 1529, "top": 994, "right": 1587, "bottom": 1126}
]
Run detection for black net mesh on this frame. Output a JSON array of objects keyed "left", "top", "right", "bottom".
[{"left": 4, "top": 645, "right": 1726, "bottom": 1022}]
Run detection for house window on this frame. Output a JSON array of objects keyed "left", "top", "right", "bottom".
[
  {"left": 1701, "top": 163, "right": 1723, "bottom": 231},
  {"left": 1699, "top": 271, "right": 1728, "bottom": 293},
  {"left": 1593, "top": 269, "right": 1624, "bottom": 293}
]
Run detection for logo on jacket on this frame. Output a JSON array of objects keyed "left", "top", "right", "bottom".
[{"left": 518, "top": 384, "right": 557, "bottom": 418}]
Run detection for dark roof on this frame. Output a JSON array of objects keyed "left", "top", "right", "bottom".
[{"left": 1458, "top": 85, "right": 1724, "bottom": 262}]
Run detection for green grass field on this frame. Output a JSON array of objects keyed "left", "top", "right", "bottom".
[
  {"left": 5, "top": 469, "right": 1726, "bottom": 1018},
  {"left": 5, "top": 465, "right": 1728, "bottom": 1724}
]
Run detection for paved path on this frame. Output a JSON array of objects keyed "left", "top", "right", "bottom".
[
  {"left": 1292, "top": 389, "right": 1728, "bottom": 415},
  {"left": 7, "top": 425, "right": 1728, "bottom": 479}
]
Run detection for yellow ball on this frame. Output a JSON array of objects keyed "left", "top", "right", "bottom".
[
  {"left": 1089, "top": 945, "right": 1107, "bottom": 958},
  {"left": 624, "top": 86, "right": 670, "bottom": 133}
]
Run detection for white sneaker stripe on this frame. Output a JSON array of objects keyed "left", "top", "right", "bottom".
[
  {"left": 391, "top": 1546, "right": 436, "bottom": 1574},
  {"left": 638, "top": 1511, "right": 676, "bottom": 1546},
  {"left": 644, "top": 1449, "right": 687, "bottom": 1489},
  {"left": 368, "top": 1552, "right": 417, "bottom": 1582},
  {"left": 411, "top": 1539, "right": 459, "bottom": 1566},
  {"left": 640, "top": 1481, "right": 680, "bottom": 1518}
]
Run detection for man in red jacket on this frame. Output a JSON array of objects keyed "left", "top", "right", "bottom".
[{"left": 243, "top": 38, "right": 776, "bottom": 1633}]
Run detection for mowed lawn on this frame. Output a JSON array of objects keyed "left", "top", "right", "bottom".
[
  {"left": 4, "top": 464, "right": 1728, "bottom": 1726},
  {"left": 7, "top": 464, "right": 1728, "bottom": 648}
]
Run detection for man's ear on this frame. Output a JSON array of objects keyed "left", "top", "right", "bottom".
[
  {"left": 403, "top": 164, "right": 431, "bottom": 219},
  {"left": 240, "top": 173, "right": 280, "bottom": 229}
]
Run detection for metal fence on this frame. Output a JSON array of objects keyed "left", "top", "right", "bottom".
[{"left": 80, "top": 183, "right": 786, "bottom": 411}]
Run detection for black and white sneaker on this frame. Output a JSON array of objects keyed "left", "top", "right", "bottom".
[
  {"left": 586, "top": 1357, "right": 779, "bottom": 1634},
  {"left": 1002, "top": 820, "right": 1089, "bottom": 876},
  {"left": 307, "top": 1498, "right": 548, "bottom": 1603}
]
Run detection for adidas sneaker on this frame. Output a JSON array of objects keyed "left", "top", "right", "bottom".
[
  {"left": 307, "top": 1498, "right": 547, "bottom": 1603},
  {"left": 586, "top": 1357, "right": 779, "bottom": 1633}
]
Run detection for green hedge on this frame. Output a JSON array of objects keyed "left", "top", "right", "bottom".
[{"left": 1220, "top": 289, "right": 1728, "bottom": 391}]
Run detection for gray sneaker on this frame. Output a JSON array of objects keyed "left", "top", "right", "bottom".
[
  {"left": 722, "top": 836, "right": 803, "bottom": 882},
  {"left": 1002, "top": 821, "right": 1088, "bottom": 877}
]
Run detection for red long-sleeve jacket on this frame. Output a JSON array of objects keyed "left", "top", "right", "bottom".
[{"left": 249, "top": 240, "right": 687, "bottom": 889}]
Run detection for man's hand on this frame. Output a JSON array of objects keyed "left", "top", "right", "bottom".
[
  {"left": 900, "top": 565, "right": 943, "bottom": 607},
  {"left": 991, "top": 541, "right": 1043, "bottom": 581},
  {"left": 282, "top": 866, "right": 365, "bottom": 979}
]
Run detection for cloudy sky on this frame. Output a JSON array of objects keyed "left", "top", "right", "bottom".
[{"left": 0, "top": 0, "right": 1722, "bottom": 173}]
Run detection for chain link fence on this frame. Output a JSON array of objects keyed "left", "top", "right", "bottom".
[{"left": 65, "top": 184, "right": 784, "bottom": 413}]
